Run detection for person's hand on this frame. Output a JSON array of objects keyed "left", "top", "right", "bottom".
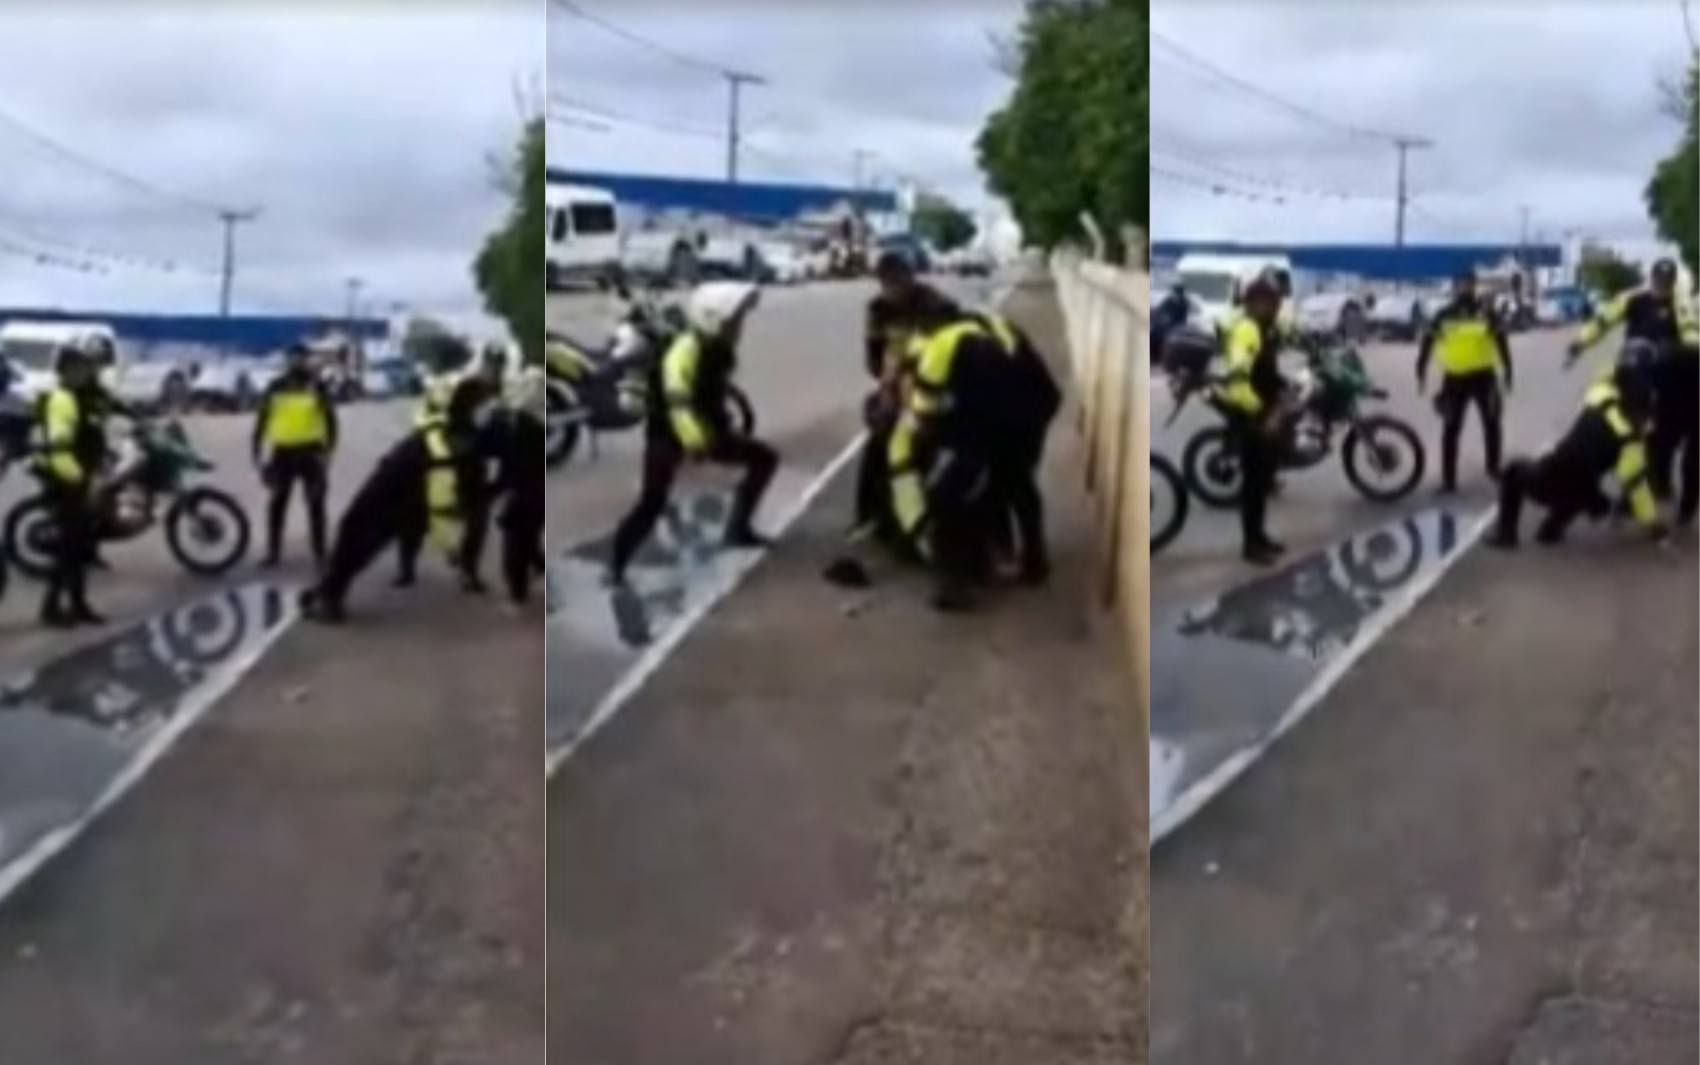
[{"left": 1564, "top": 340, "right": 1583, "bottom": 367}]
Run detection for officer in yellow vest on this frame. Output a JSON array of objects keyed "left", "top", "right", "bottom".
[
  {"left": 251, "top": 342, "right": 339, "bottom": 566},
  {"left": 32, "top": 346, "right": 104, "bottom": 627},
  {"left": 1416, "top": 269, "right": 1514, "bottom": 493},
  {"left": 606, "top": 282, "right": 778, "bottom": 586},
  {"left": 888, "top": 304, "right": 1020, "bottom": 611},
  {"left": 300, "top": 376, "right": 493, "bottom": 623},
  {"left": 968, "top": 309, "right": 1062, "bottom": 584},
  {"left": 1488, "top": 341, "right": 1668, "bottom": 549},
  {"left": 1213, "top": 276, "right": 1288, "bottom": 565}
]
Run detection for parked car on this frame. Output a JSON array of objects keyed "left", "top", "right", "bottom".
[
  {"left": 752, "top": 242, "right": 809, "bottom": 285},
  {"left": 363, "top": 355, "right": 424, "bottom": 399}
]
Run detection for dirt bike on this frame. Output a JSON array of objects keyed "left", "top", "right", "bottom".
[
  {"left": 6, "top": 417, "right": 251, "bottom": 579},
  {"left": 1165, "top": 332, "right": 1426, "bottom": 509},
  {"left": 1152, "top": 453, "right": 1189, "bottom": 554},
  {"left": 545, "top": 281, "right": 756, "bottom": 468}
]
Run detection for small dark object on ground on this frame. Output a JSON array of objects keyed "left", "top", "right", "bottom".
[{"left": 823, "top": 556, "right": 872, "bottom": 589}]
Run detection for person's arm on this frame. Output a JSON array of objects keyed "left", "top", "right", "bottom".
[
  {"left": 318, "top": 382, "right": 340, "bottom": 453},
  {"left": 1491, "top": 310, "right": 1514, "bottom": 390},
  {"left": 862, "top": 300, "right": 888, "bottom": 380},
  {"left": 1605, "top": 404, "right": 1663, "bottom": 533},
  {"left": 1573, "top": 290, "right": 1634, "bottom": 354},
  {"left": 251, "top": 384, "right": 274, "bottom": 463}
]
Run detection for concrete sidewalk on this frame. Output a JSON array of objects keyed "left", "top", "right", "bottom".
[
  {"left": 549, "top": 283, "right": 1146, "bottom": 1064},
  {"left": 1152, "top": 534, "right": 1698, "bottom": 1063}
]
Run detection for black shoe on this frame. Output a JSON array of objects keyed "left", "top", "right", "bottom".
[
  {"left": 1436, "top": 484, "right": 1458, "bottom": 497},
  {"left": 1243, "top": 544, "right": 1282, "bottom": 567},
  {"left": 1259, "top": 538, "right": 1288, "bottom": 556},
  {"left": 1484, "top": 532, "right": 1519, "bottom": 550},
  {"left": 391, "top": 572, "right": 416, "bottom": 589},
  {"left": 1534, "top": 527, "right": 1566, "bottom": 546},
  {"left": 823, "top": 557, "right": 873, "bottom": 589},
  {"left": 39, "top": 604, "right": 75, "bottom": 629},
  {"left": 724, "top": 527, "right": 774, "bottom": 550},
  {"left": 1017, "top": 557, "right": 1052, "bottom": 587},
  {"left": 460, "top": 573, "right": 488, "bottom": 595},
  {"left": 70, "top": 604, "right": 106, "bottom": 627}
]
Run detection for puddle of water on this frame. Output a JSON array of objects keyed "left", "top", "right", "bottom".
[
  {"left": 1151, "top": 506, "right": 1479, "bottom": 843},
  {"left": 545, "top": 468, "right": 813, "bottom": 755},
  {"left": 0, "top": 583, "right": 296, "bottom": 895}
]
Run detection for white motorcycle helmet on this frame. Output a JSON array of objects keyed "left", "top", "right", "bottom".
[{"left": 685, "top": 281, "right": 760, "bottom": 339}]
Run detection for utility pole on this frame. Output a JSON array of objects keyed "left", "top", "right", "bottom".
[
  {"left": 217, "top": 207, "right": 262, "bottom": 319},
  {"left": 344, "top": 277, "right": 364, "bottom": 324},
  {"left": 723, "top": 71, "right": 764, "bottom": 184},
  {"left": 852, "top": 149, "right": 876, "bottom": 190},
  {"left": 1391, "top": 137, "right": 1433, "bottom": 248}
]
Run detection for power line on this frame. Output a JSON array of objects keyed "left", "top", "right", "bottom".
[
  {"left": 1151, "top": 165, "right": 1296, "bottom": 205},
  {"left": 0, "top": 103, "right": 229, "bottom": 217},
  {"left": 1150, "top": 142, "right": 1385, "bottom": 201},
  {"left": 548, "top": 0, "right": 762, "bottom": 81},
  {"left": 548, "top": 94, "right": 722, "bottom": 140},
  {"left": 1150, "top": 32, "right": 1419, "bottom": 144}
]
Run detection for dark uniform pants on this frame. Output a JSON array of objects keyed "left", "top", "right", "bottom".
[
  {"left": 1234, "top": 416, "right": 1279, "bottom": 551},
  {"left": 925, "top": 450, "right": 991, "bottom": 592},
  {"left": 500, "top": 490, "right": 544, "bottom": 604},
  {"left": 855, "top": 392, "right": 898, "bottom": 535},
  {"left": 264, "top": 444, "right": 329, "bottom": 563},
  {"left": 1494, "top": 456, "right": 1610, "bottom": 545},
  {"left": 1436, "top": 370, "right": 1503, "bottom": 489},
  {"left": 609, "top": 433, "right": 779, "bottom": 577},
  {"left": 42, "top": 477, "right": 95, "bottom": 612},
  {"left": 1648, "top": 354, "right": 1699, "bottom": 522},
  {"left": 985, "top": 416, "right": 1052, "bottom": 572}
]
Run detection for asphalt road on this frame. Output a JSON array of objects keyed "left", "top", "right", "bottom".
[
  {"left": 0, "top": 401, "right": 543, "bottom": 1064},
  {"left": 1153, "top": 328, "right": 1604, "bottom": 604}
]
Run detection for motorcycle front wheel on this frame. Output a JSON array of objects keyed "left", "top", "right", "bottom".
[
  {"left": 1342, "top": 415, "right": 1426, "bottom": 503},
  {"left": 1152, "top": 453, "right": 1189, "bottom": 554},
  {"left": 1181, "top": 426, "right": 1244, "bottom": 509},
  {"left": 4, "top": 494, "right": 62, "bottom": 580},
  {"left": 165, "top": 487, "right": 251, "bottom": 576}
]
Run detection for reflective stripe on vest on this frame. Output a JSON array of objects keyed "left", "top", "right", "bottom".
[{"left": 423, "top": 424, "right": 461, "bottom": 551}]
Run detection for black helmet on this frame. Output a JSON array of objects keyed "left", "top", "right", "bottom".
[{"left": 1652, "top": 258, "right": 1679, "bottom": 286}]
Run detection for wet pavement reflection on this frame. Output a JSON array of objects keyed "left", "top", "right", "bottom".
[
  {"left": 0, "top": 583, "right": 296, "bottom": 892},
  {"left": 1151, "top": 507, "right": 1478, "bottom": 843}
]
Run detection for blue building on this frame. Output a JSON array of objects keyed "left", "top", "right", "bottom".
[
  {"left": 548, "top": 168, "right": 899, "bottom": 222},
  {"left": 0, "top": 308, "right": 389, "bottom": 360},
  {"left": 1150, "top": 241, "right": 1564, "bottom": 283}
]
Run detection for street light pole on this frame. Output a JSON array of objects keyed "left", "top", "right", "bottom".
[
  {"left": 1391, "top": 137, "right": 1433, "bottom": 249},
  {"left": 723, "top": 71, "right": 764, "bottom": 184},
  {"left": 217, "top": 207, "right": 262, "bottom": 319}
]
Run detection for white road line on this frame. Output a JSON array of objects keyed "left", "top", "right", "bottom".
[
  {"left": 546, "top": 279, "right": 1021, "bottom": 778},
  {"left": 545, "top": 433, "right": 866, "bottom": 778},
  {"left": 0, "top": 605, "right": 301, "bottom": 908},
  {"left": 1151, "top": 508, "right": 1495, "bottom": 845}
]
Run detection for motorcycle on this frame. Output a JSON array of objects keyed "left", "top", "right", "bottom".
[
  {"left": 1166, "top": 331, "right": 1426, "bottom": 509},
  {"left": 5, "top": 417, "right": 251, "bottom": 579},
  {"left": 1151, "top": 453, "right": 1189, "bottom": 554},
  {"left": 545, "top": 280, "right": 757, "bottom": 469}
]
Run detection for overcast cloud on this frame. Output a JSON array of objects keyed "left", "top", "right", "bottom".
[
  {"left": 547, "top": 0, "right": 1023, "bottom": 215},
  {"left": 1151, "top": 1, "right": 1695, "bottom": 258},
  {"left": 0, "top": 4, "right": 536, "bottom": 325}
]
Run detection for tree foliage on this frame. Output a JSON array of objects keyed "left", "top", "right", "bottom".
[
  {"left": 1576, "top": 243, "right": 1644, "bottom": 298},
  {"left": 976, "top": 0, "right": 1146, "bottom": 257},
  {"left": 1646, "top": 61, "right": 1698, "bottom": 278},
  {"left": 911, "top": 192, "right": 979, "bottom": 253},
  {"left": 474, "top": 117, "right": 544, "bottom": 364}
]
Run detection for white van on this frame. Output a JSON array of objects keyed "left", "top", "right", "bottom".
[
  {"left": 0, "top": 320, "right": 184, "bottom": 408},
  {"left": 1174, "top": 253, "right": 1293, "bottom": 331},
  {"left": 545, "top": 183, "right": 620, "bottom": 291}
]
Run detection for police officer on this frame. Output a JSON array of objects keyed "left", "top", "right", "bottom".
[
  {"left": 855, "top": 252, "right": 960, "bottom": 544},
  {"left": 888, "top": 303, "right": 1021, "bottom": 611},
  {"left": 73, "top": 333, "right": 132, "bottom": 569},
  {"left": 606, "top": 281, "right": 778, "bottom": 585},
  {"left": 416, "top": 336, "right": 464, "bottom": 427},
  {"left": 1215, "top": 275, "right": 1287, "bottom": 565},
  {"left": 1568, "top": 259, "right": 1700, "bottom": 524},
  {"left": 252, "top": 342, "right": 338, "bottom": 566},
  {"left": 1417, "top": 270, "right": 1513, "bottom": 493},
  {"left": 33, "top": 346, "right": 103, "bottom": 627},
  {"left": 971, "top": 309, "right": 1062, "bottom": 584},
  {"left": 1488, "top": 341, "right": 1668, "bottom": 549},
  {"left": 495, "top": 368, "right": 546, "bottom": 610},
  {"left": 300, "top": 377, "right": 494, "bottom": 623}
]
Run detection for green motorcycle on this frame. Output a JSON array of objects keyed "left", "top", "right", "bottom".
[{"left": 6, "top": 418, "right": 251, "bottom": 579}]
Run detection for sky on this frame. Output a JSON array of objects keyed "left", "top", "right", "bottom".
[
  {"left": 1151, "top": 1, "right": 1697, "bottom": 259},
  {"left": 547, "top": 0, "right": 1024, "bottom": 218},
  {"left": 0, "top": 4, "right": 537, "bottom": 326}
]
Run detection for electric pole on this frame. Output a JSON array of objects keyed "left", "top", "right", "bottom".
[
  {"left": 1392, "top": 137, "right": 1433, "bottom": 248},
  {"left": 723, "top": 71, "right": 764, "bottom": 184},
  {"left": 217, "top": 207, "right": 262, "bottom": 319},
  {"left": 852, "top": 149, "right": 876, "bottom": 190}
]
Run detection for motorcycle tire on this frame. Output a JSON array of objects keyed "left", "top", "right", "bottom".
[
  {"left": 4, "top": 493, "right": 60, "bottom": 580},
  {"left": 1342, "top": 415, "right": 1426, "bottom": 503},
  {"left": 1181, "top": 426, "right": 1245, "bottom": 510},
  {"left": 164, "top": 487, "right": 251, "bottom": 576},
  {"left": 1151, "top": 453, "right": 1189, "bottom": 554},
  {"left": 726, "top": 385, "right": 757, "bottom": 437},
  {"left": 546, "top": 386, "right": 584, "bottom": 469}
]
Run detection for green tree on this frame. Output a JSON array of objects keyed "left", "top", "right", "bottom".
[
  {"left": 912, "top": 192, "right": 979, "bottom": 252},
  {"left": 1575, "top": 244, "right": 1644, "bottom": 298},
  {"left": 474, "top": 117, "right": 544, "bottom": 364},
  {"left": 976, "top": 0, "right": 1146, "bottom": 258},
  {"left": 1646, "top": 61, "right": 1698, "bottom": 278}
]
